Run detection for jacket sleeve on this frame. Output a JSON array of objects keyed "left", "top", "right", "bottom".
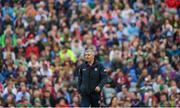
[
  {"left": 98, "top": 64, "right": 108, "bottom": 90},
  {"left": 74, "top": 65, "right": 82, "bottom": 92}
]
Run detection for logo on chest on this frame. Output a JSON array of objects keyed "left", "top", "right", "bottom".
[
  {"left": 82, "top": 68, "right": 86, "bottom": 71},
  {"left": 94, "top": 68, "right": 98, "bottom": 71}
]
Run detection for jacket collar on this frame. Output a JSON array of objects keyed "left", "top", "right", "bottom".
[{"left": 85, "top": 59, "right": 98, "bottom": 67}]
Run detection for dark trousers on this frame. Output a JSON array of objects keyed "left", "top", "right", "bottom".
[{"left": 80, "top": 93, "right": 100, "bottom": 107}]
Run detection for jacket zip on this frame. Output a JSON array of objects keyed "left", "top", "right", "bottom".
[{"left": 88, "top": 66, "right": 91, "bottom": 94}]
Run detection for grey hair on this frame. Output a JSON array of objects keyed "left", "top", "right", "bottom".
[{"left": 84, "top": 48, "right": 95, "bottom": 56}]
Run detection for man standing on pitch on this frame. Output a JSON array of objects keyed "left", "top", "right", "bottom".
[{"left": 75, "top": 48, "right": 108, "bottom": 107}]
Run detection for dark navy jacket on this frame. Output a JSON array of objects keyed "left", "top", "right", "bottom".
[{"left": 77, "top": 60, "right": 108, "bottom": 95}]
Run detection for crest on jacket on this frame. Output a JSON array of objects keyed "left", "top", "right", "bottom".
[{"left": 94, "top": 68, "right": 98, "bottom": 71}]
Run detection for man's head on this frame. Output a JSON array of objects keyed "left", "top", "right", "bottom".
[
  {"left": 84, "top": 48, "right": 95, "bottom": 63},
  {"left": 160, "top": 93, "right": 167, "bottom": 102}
]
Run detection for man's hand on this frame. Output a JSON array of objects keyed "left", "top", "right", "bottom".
[{"left": 95, "top": 86, "right": 101, "bottom": 92}]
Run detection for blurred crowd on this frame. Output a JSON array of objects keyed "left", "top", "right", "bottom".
[{"left": 0, "top": 0, "right": 180, "bottom": 107}]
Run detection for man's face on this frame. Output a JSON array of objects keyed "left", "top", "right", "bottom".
[
  {"left": 45, "top": 91, "right": 50, "bottom": 97},
  {"left": 21, "top": 86, "right": 26, "bottom": 92},
  {"left": 84, "top": 52, "right": 94, "bottom": 62},
  {"left": 7, "top": 85, "right": 12, "bottom": 93},
  {"left": 160, "top": 95, "right": 167, "bottom": 102},
  {"left": 5, "top": 3, "right": 9, "bottom": 8}
]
